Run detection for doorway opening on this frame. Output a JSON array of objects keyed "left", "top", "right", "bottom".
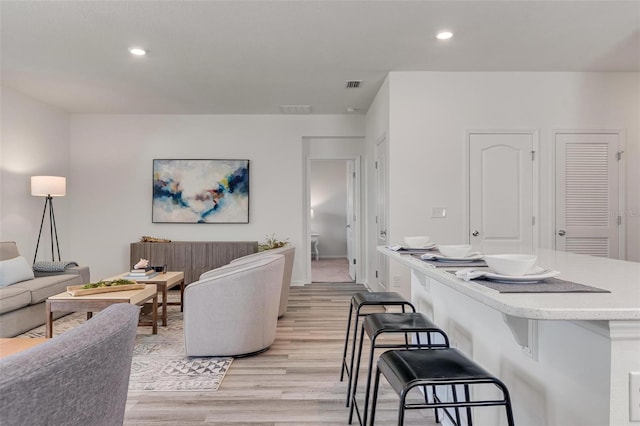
[{"left": 310, "top": 159, "right": 355, "bottom": 283}]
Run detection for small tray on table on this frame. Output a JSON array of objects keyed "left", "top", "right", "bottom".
[{"left": 66, "top": 283, "right": 146, "bottom": 297}]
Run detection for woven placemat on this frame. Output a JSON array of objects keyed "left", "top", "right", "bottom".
[
  {"left": 396, "top": 248, "right": 437, "bottom": 254},
  {"left": 446, "top": 273, "right": 610, "bottom": 293},
  {"left": 411, "top": 254, "right": 488, "bottom": 268}
]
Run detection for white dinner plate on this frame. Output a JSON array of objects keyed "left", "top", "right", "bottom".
[
  {"left": 483, "top": 267, "right": 561, "bottom": 284},
  {"left": 422, "top": 252, "right": 484, "bottom": 262},
  {"left": 402, "top": 243, "right": 437, "bottom": 251}
]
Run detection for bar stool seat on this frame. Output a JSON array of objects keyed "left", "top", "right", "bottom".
[
  {"left": 370, "top": 348, "right": 515, "bottom": 426},
  {"left": 340, "top": 292, "right": 415, "bottom": 408},
  {"left": 349, "top": 313, "right": 449, "bottom": 426},
  {"left": 352, "top": 292, "right": 409, "bottom": 306}
]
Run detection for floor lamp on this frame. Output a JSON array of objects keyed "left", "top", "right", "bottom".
[{"left": 31, "top": 176, "right": 66, "bottom": 264}]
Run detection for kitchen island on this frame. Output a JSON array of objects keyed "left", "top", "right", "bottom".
[{"left": 380, "top": 246, "right": 640, "bottom": 426}]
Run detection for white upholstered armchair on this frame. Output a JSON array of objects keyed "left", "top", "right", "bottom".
[
  {"left": 229, "top": 245, "right": 295, "bottom": 318},
  {"left": 183, "top": 254, "right": 285, "bottom": 357}
]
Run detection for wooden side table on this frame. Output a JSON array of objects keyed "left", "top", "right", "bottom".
[
  {"left": 105, "top": 271, "right": 185, "bottom": 326},
  {"left": 0, "top": 338, "right": 49, "bottom": 359},
  {"left": 45, "top": 285, "right": 158, "bottom": 338}
]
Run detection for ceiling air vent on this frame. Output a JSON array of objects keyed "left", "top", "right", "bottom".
[
  {"left": 345, "top": 80, "right": 363, "bottom": 89},
  {"left": 279, "top": 104, "right": 312, "bottom": 114}
]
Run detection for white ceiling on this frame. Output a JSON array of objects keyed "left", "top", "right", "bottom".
[{"left": 1, "top": 0, "right": 639, "bottom": 115}]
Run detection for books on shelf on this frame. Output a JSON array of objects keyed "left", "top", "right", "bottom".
[{"left": 124, "top": 272, "right": 159, "bottom": 280}]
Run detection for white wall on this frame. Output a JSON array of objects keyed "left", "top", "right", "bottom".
[
  {"left": 310, "top": 160, "right": 347, "bottom": 258},
  {"left": 68, "top": 114, "right": 364, "bottom": 282},
  {"left": 0, "top": 87, "right": 71, "bottom": 262},
  {"left": 377, "top": 71, "right": 640, "bottom": 295},
  {"left": 388, "top": 72, "right": 639, "bottom": 255}
]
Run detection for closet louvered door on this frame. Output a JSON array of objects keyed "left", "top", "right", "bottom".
[{"left": 555, "top": 132, "right": 620, "bottom": 258}]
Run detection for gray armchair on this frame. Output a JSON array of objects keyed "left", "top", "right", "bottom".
[
  {"left": 0, "top": 303, "right": 139, "bottom": 426},
  {"left": 184, "top": 254, "right": 284, "bottom": 357}
]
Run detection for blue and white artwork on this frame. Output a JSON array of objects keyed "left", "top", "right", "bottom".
[{"left": 152, "top": 159, "right": 249, "bottom": 223}]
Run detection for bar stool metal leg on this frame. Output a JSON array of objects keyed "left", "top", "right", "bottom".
[
  {"left": 370, "top": 368, "right": 382, "bottom": 426},
  {"left": 345, "top": 305, "right": 362, "bottom": 406},
  {"left": 340, "top": 303, "right": 354, "bottom": 382}
]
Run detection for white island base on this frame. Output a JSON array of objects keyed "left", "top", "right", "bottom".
[{"left": 381, "top": 247, "right": 640, "bottom": 426}]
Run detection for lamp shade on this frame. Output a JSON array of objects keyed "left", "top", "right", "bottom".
[{"left": 31, "top": 176, "right": 66, "bottom": 197}]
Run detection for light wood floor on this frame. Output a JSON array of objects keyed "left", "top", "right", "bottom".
[{"left": 124, "top": 282, "right": 437, "bottom": 425}]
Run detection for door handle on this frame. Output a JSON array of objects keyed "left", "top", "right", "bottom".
[
  {"left": 380, "top": 230, "right": 387, "bottom": 236},
  {"left": 346, "top": 224, "right": 351, "bottom": 229},
  {"left": 472, "top": 230, "right": 480, "bottom": 237},
  {"left": 558, "top": 230, "right": 566, "bottom": 236}
]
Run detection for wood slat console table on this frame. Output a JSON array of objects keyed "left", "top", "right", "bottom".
[{"left": 130, "top": 241, "right": 258, "bottom": 285}]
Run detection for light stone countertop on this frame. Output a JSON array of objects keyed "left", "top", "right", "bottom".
[{"left": 380, "top": 247, "right": 640, "bottom": 320}]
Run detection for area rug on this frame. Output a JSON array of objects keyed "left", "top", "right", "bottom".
[{"left": 18, "top": 294, "right": 233, "bottom": 392}]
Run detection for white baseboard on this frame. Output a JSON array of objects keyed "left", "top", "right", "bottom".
[{"left": 313, "top": 255, "right": 348, "bottom": 259}]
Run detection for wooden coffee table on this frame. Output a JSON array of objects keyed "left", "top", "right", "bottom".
[
  {"left": 45, "top": 285, "right": 157, "bottom": 338},
  {"left": 0, "top": 338, "right": 49, "bottom": 359},
  {"left": 104, "top": 271, "right": 185, "bottom": 326}
]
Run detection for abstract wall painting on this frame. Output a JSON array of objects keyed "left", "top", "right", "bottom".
[{"left": 152, "top": 159, "right": 249, "bottom": 223}]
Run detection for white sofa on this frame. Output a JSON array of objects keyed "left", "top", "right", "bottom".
[
  {"left": 184, "top": 254, "right": 284, "bottom": 357},
  {"left": 230, "top": 245, "right": 295, "bottom": 318}
]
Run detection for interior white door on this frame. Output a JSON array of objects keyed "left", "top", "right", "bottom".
[
  {"left": 346, "top": 160, "right": 356, "bottom": 281},
  {"left": 555, "top": 132, "right": 621, "bottom": 258},
  {"left": 376, "top": 138, "right": 388, "bottom": 290},
  {"left": 469, "top": 132, "right": 535, "bottom": 253}
]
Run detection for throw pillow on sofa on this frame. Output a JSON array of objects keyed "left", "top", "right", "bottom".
[{"left": 0, "top": 256, "right": 35, "bottom": 287}]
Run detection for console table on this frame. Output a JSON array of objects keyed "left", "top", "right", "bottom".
[{"left": 130, "top": 241, "right": 258, "bottom": 285}]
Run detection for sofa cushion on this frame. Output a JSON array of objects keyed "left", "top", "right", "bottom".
[
  {"left": 0, "top": 287, "right": 31, "bottom": 315},
  {"left": 0, "top": 256, "right": 35, "bottom": 288},
  {"left": 0, "top": 241, "right": 20, "bottom": 262},
  {"left": 11, "top": 275, "right": 81, "bottom": 304}
]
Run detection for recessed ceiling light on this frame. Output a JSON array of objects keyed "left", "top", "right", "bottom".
[
  {"left": 129, "top": 47, "right": 146, "bottom": 56},
  {"left": 436, "top": 31, "right": 453, "bottom": 40}
]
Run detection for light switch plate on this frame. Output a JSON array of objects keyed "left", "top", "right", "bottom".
[
  {"left": 432, "top": 207, "right": 446, "bottom": 218},
  {"left": 392, "top": 275, "right": 401, "bottom": 288}
]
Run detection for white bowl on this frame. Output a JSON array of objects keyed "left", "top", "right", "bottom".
[
  {"left": 438, "top": 244, "right": 472, "bottom": 258},
  {"left": 403, "top": 236, "right": 431, "bottom": 248},
  {"left": 483, "top": 254, "right": 538, "bottom": 276}
]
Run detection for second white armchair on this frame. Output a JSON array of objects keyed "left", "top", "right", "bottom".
[{"left": 230, "top": 245, "right": 295, "bottom": 318}]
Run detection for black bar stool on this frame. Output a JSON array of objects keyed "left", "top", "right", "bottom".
[
  {"left": 348, "top": 312, "right": 449, "bottom": 426},
  {"left": 370, "top": 348, "right": 515, "bottom": 426},
  {"left": 340, "top": 292, "right": 416, "bottom": 407}
]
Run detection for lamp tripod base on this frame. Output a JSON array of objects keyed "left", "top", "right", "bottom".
[{"left": 33, "top": 195, "right": 61, "bottom": 264}]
